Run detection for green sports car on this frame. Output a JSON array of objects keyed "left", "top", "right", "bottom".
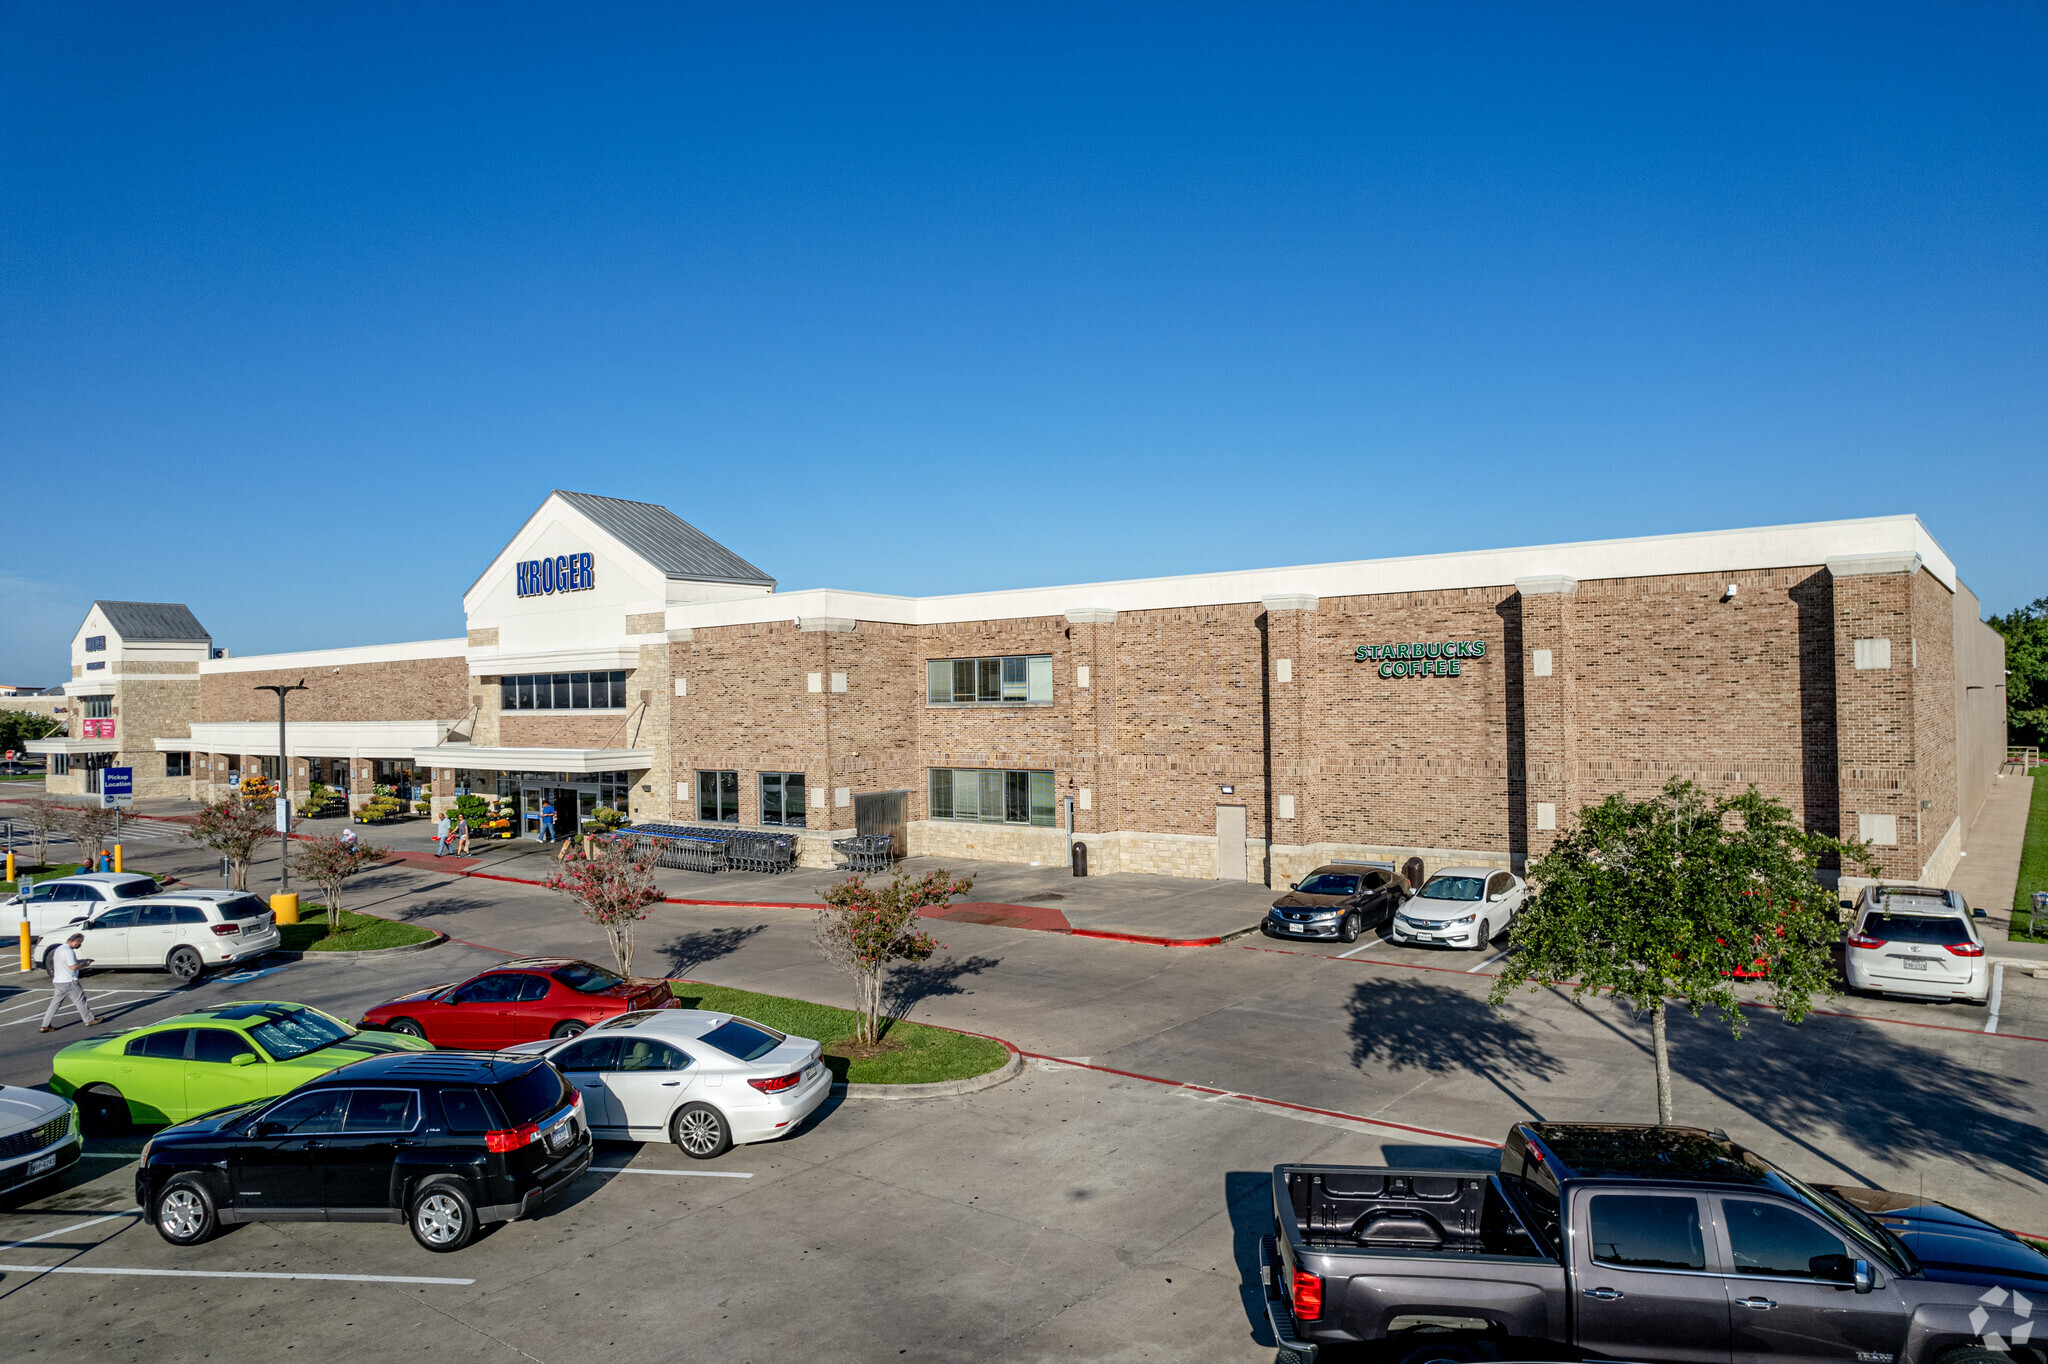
[{"left": 49, "top": 1001, "right": 436, "bottom": 1134}]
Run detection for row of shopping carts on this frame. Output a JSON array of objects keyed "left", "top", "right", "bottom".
[
  {"left": 621, "top": 823, "right": 800, "bottom": 875},
  {"left": 831, "top": 834, "right": 897, "bottom": 873}
]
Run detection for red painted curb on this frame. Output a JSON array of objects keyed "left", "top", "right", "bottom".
[{"left": 1070, "top": 928, "right": 1226, "bottom": 948}]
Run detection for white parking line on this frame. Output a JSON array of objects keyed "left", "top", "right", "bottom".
[
  {"left": 588, "top": 1166, "right": 753, "bottom": 1179},
  {"left": 0, "top": 1208, "right": 140, "bottom": 1251},
  {"left": 1985, "top": 961, "right": 2005, "bottom": 1034},
  {"left": 1338, "top": 939, "right": 1391, "bottom": 959},
  {"left": 1467, "top": 948, "right": 1514, "bottom": 973},
  {"left": 0, "top": 1263, "right": 475, "bottom": 1285}
]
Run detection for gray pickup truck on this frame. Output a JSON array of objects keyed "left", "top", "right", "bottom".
[{"left": 1264, "top": 1122, "right": 2048, "bottom": 1364}]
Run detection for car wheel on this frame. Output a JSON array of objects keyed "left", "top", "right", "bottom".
[
  {"left": 153, "top": 1175, "right": 219, "bottom": 1246},
  {"left": 671, "top": 1103, "right": 732, "bottom": 1160},
  {"left": 409, "top": 1180, "right": 478, "bottom": 1253},
  {"left": 1471, "top": 920, "right": 1492, "bottom": 951},
  {"left": 385, "top": 1018, "right": 426, "bottom": 1038},
  {"left": 1338, "top": 914, "right": 1360, "bottom": 944},
  {"left": 549, "top": 1020, "right": 588, "bottom": 1040},
  {"left": 77, "top": 1085, "right": 129, "bottom": 1138},
  {"left": 166, "top": 946, "right": 205, "bottom": 984}
]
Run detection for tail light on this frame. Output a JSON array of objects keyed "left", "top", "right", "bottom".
[
  {"left": 210, "top": 923, "right": 240, "bottom": 936},
  {"left": 1846, "top": 933, "right": 1885, "bottom": 950},
  {"left": 484, "top": 1121, "right": 541, "bottom": 1153},
  {"left": 748, "top": 1072, "right": 801, "bottom": 1094},
  {"left": 1291, "top": 1269, "right": 1322, "bottom": 1321},
  {"left": 1943, "top": 941, "right": 1984, "bottom": 957}
]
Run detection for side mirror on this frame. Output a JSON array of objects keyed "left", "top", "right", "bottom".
[
  {"left": 230, "top": 1052, "right": 257, "bottom": 1067},
  {"left": 1287, "top": 883, "right": 1298, "bottom": 891},
  {"left": 255, "top": 1120, "right": 285, "bottom": 1138},
  {"left": 1855, "top": 1258, "right": 1873, "bottom": 1293},
  {"left": 1839, "top": 899, "right": 1855, "bottom": 911},
  {"left": 1971, "top": 907, "right": 1987, "bottom": 919}
]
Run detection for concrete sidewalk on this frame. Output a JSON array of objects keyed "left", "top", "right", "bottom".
[{"left": 1947, "top": 772, "right": 2047, "bottom": 960}]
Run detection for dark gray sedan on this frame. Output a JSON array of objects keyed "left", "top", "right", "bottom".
[{"left": 1262, "top": 864, "right": 1408, "bottom": 943}]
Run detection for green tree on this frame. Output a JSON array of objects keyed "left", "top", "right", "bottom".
[
  {"left": 1988, "top": 596, "right": 2048, "bottom": 748},
  {"left": 286, "top": 834, "right": 390, "bottom": 937},
  {"left": 0, "top": 710, "right": 62, "bottom": 756},
  {"left": 1488, "top": 780, "right": 1876, "bottom": 1125},
  {"left": 813, "top": 868, "right": 973, "bottom": 1046},
  {"left": 546, "top": 837, "right": 665, "bottom": 977},
  {"left": 187, "top": 794, "right": 274, "bottom": 890}
]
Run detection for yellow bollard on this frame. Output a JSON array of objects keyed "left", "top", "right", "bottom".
[
  {"left": 270, "top": 892, "right": 299, "bottom": 926},
  {"left": 5, "top": 850, "right": 13, "bottom": 883},
  {"left": 18, "top": 920, "right": 29, "bottom": 974},
  {"left": 113, "top": 844, "right": 124, "bottom": 874}
]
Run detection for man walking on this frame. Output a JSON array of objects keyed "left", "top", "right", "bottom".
[
  {"left": 434, "top": 811, "right": 451, "bottom": 858},
  {"left": 39, "top": 932, "right": 99, "bottom": 1032},
  {"left": 539, "top": 798, "right": 556, "bottom": 843}
]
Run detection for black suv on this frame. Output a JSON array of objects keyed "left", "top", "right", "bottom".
[{"left": 136, "top": 1051, "right": 592, "bottom": 1253}]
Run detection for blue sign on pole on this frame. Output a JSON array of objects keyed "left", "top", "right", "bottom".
[{"left": 101, "top": 766, "right": 134, "bottom": 809}]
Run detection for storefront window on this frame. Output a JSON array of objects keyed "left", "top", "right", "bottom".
[
  {"left": 500, "top": 671, "right": 628, "bottom": 711},
  {"left": 165, "top": 752, "right": 191, "bottom": 777},
  {"left": 760, "top": 772, "right": 806, "bottom": 828},
  {"left": 928, "top": 769, "right": 1055, "bottom": 826},
  {"left": 82, "top": 695, "right": 113, "bottom": 719},
  {"left": 697, "top": 770, "right": 739, "bottom": 823}
]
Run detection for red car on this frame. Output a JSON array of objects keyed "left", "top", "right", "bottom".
[{"left": 360, "top": 957, "right": 676, "bottom": 1049}]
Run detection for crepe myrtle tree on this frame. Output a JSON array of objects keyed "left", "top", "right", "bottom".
[
  {"left": 814, "top": 868, "right": 975, "bottom": 1047},
  {"left": 1488, "top": 779, "right": 1876, "bottom": 1126},
  {"left": 58, "top": 801, "right": 120, "bottom": 869},
  {"left": 187, "top": 794, "right": 275, "bottom": 891},
  {"left": 546, "top": 836, "right": 665, "bottom": 978},
  {"left": 16, "top": 796, "right": 62, "bottom": 868},
  {"left": 286, "top": 834, "right": 389, "bottom": 938}
]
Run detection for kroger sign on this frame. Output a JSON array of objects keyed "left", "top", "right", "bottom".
[{"left": 517, "top": 552, "right": 596, "bottom": 598}]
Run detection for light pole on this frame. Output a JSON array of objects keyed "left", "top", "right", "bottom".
[{"left": 254, "top": 679, "right": 309, "bottom": 892}]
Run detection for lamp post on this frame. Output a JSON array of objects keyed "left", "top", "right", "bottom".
[{"left": 254, "top": 680, "right": 309, "bottom": 892}]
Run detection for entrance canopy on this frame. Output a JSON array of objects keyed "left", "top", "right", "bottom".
[
  {"left": 409, "top": 743, "right": 653, "bottom": 775},
  {"left": 25, "top": 737, "right": 121, "bottom": 755}
]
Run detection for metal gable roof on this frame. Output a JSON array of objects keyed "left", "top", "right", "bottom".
[
  {"left": 92, "top": 601, "right": 210, "bottom": 643},
  {"left": 553, "top": 491, "right": 776, "bottom": 588}
]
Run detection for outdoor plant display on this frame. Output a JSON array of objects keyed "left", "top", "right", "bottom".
[
  {"left": 813, "top": 868, "right": 974, "bottom": 1049},
  {"left": 580, "top": 806, "right": 628, "bottom": 836},
  {"left": 354, "top": 792, "right": 410, "bottom": 824},
  {"left": 237, "top": 774, "right": 276, "bottom": 803},
  {"left": 186, "top": 794, "right": 275, "bottom": 891},
  {"left": 545, "top": 836, "right": 665, "bottom": 977},
  {"left": 1488, "top": 779, "right": 1875, "bottom": 1125},
  {"left": 298, "top": 782, "right": 347, "bottom": 819},
  {"left": 286, "top": 833, "right": 391, "bottom": 938}
]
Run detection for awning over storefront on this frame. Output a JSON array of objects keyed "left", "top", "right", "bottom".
[
  {"left": 409, "top": 744, "right": 654, "bottom": 775},
  {"left": 180, "top": 720, "right": 453, "bottom": 760},
  {"left": 25, "top": 737, "right": 121, "bottom": 755}
]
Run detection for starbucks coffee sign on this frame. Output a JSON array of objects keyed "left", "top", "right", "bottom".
[{"left": 1355, "top": 639, "right": 1487, "bottom": 678}]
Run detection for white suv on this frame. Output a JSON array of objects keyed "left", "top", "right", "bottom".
[
  {"left": 1842, "top": 885, "right": 1989, "bottom": 1004},
  {"left": 6, "top": 873, "right": 162, "bottom": 942},
  {"left": 41, "top": 891, "right": 281, "bottom": 985}
]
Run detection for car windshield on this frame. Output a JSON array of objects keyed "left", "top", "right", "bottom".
[
  {"left": 697, "top": 1018, "right": 786, "bottom": 1062},
  {"left": 1419, "top": 876, "right": 1486, "bottom": 902},
  {"left": 1861, "top": 912, "right": 1970, "bottom": 946},
  {"left": 246, "top": 1008, "right": 355, "bottom": 1061},
  {"left": 551, "top": 962, "right": 625, "bottom": 993},
  {"left": 1765, "top": 1168, "right": 1912, "bottom": 1274},
  {"left": 214, "top": 895, "right": 270, "bottom": 921},
  {"left": 111, "top": 880, "right": 159, "bottom": 899},
  {"left": 1296, "top": 874, "right": 1360, "bottom": 896}
]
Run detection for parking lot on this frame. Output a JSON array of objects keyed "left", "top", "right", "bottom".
[{"left": 3, "top": 832, "right": 2047, "bottom": 1362}]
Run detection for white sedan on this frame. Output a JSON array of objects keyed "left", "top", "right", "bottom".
[
  {"left": 506, "top": 1008, "right": 830, "bottom": 1159},
  {"left": 1390, "top": 867, "right": 1526, "bottom": 950}
]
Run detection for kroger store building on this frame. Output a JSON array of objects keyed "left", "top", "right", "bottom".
[{"left": 33, "top": 491, "right": 2007, "bottom": 891}]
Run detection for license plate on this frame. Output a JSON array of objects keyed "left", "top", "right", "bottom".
[
  {"left": 29, "top": 1154, "right": 55, "bottom": 1176},
  {"left": 1900, "top": 959, "right": 1930, "bottom": 971},
  {"left": 544, "top": 1119, "right": 571, "bottom": 1153}
]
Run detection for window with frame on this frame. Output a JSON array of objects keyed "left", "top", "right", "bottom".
[
  {"left": 165, "top": 752, "right": 191, "bottom": 777},
  {"left": 51, "top": 754, "right": 69, "bottom": 775},
  {"left": 84, "top": 635, "right": 106, "bottom": 652},
  {"left": 697, "top": 770, "right": 740, "bottom": 823},
  {"left": 926, "top": 655, "right": 1053, "bottom": 705},
  {"left": 759, "top": 772, "right": 806, "bottom": 828},
  {"left": 82, "top": 695, "right": 113, "bottom": 719},
  {"left": 499, "top": 670, "right": 629, "bottom": 711},
  {"left": 928, "top": 769, "right": 1056, "bottom": 826}
]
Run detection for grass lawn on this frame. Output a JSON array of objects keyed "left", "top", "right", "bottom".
[
  {"left": 669, "top": 981, "right": 1011, "bottom": 1086},
  {"left": 2013, "top": 774, "right": 2048, "bottom": 944},
  {"left": 280, "top": 904, "right": 438, "bottom": 952}
]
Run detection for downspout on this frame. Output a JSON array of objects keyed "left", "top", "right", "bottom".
[{"left": 1257, "top": 611, "right": 1273, "bottom": 889}]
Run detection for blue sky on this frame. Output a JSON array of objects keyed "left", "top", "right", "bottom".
[{"left": 3, "top": 3, "right": 2042, "bottom": 682}]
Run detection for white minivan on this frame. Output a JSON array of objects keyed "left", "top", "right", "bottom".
[{"left": 41, "top": 891, "right": 281, "bottom": 984}]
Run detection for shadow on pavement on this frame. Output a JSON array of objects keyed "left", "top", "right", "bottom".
[
  {"left": 654, "top": 924, "right": 770, "bottom": 978},
  {"left": 1668, "top": 1007, "right": 2046, "bottom": 1191},
  {"left": 1224, "top": 1169, "right": 1279, "bottom": 1350},
  {"left": 1346, "top": 977, "right": 1563, "bottom": 1120},
  {"left": 882, "top": 953, "right": 1001, "bottom": 1030}
]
